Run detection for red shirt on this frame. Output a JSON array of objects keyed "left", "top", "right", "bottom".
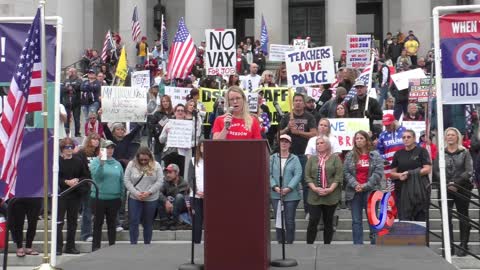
[
  {"left": 356, "top": 154, "right": 369, "bottom": 184},
  {"left": 212, "top": 115, "right": 262, "bottom": 140}
]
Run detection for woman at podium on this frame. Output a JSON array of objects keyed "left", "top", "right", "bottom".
[{"left": 212, "top": 86, "right": 262, "bottom": 140}]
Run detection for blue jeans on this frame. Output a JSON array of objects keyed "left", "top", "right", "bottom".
[
  {"left": 80, "top": 193, "right": 92, "bottom": 241},
  {"left": 157, "top": 194, "right": 187, "bottom": 221},
  {"left": 296, "top": 154, "right": 308, "bottom": 214},
  {"left": 271, "top": 199, "right": 300, "bottom": 244},
  {"left": 81, "top": 102, "right": 100, "bottom": 122},
  {"left": 378, "top": 85, "right": 389, "bottom": 109},
  {"left": 350, "top": 191, "right": 375, "bottom": 245},
  {"left": 128, "top": 198, "right": 157, "bottom": 244}
]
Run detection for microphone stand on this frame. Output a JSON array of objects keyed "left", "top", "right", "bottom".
[
  {"left": 270, "top": 113, "right": 298, "bottom": 268},
  {"left": 179, "top": 109, "right": 204, "bottom": 270}
]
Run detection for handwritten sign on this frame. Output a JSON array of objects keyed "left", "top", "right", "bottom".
[
  {"left": 205, "top": 29, "right": 236, "bottom": 76},
  {"left": 247, "top": 92, "right": 258, "bottom": 112},
  {"left": 269, "top": 44, "right": 294, "bottom": 62},
  {"left": 131, "top": 70, "right": 150, "bottom": 90},
  {"left": 293, "top": 39, "right": 308, "bottom": 50},
  {"left": 164, "top": 86, "right": 192, "bottom": 107},
  {"left": 391, "top": 68, "right": 426, "bottom": 90},
  {"left": 306, "top": 87, "right": 323, "bottom": 100},
  {"left": 346, "top": 34, "right": 371, "bottom": 69},
  {"left": 409, "top": 78, "right": 436, "bottom": 102},
  {"left": 285, "top": 46, "right": 335, "bottom": 87},
  {"left": 166, "top": 120, "right": 193, "bottom": 148},
  {"left": 329, "top": 118, "right": 370, "bottom": 150},
  {"left": 101, "top": 86, "right": 148, "bottom": 122}
]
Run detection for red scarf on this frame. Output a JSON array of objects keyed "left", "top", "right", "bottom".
[{"left": 317, "top": 152, "right": 329, "bottom": 188}]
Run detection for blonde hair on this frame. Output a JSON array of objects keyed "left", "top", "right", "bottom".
[
  {"left": 317, "top": 118, "right": 331, "bottom": 136},
  {"left": 444, "top": 127, "right": 465, "bottom": 151},
  {"left": 225, "top": 86, "right": 252, "bottom": 130},
  {"left": 260, "top": 70, "right": 274, "bottom": 85}
]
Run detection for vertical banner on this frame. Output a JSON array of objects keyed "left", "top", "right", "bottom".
[
  {"left": 440, "top": 13, "right": 480, "bottom": 104},
  {"left": 131, "top": 70, "right": 150, "bottom": 90},
  {"left": 346, "top": 34, "right": 372, "bottom": 69},
  {"left": 205, "top": 29, "right": 236, "bottom": 76},
  {"left": 285, "top": 46, "right": 335, "bottom": 87}
]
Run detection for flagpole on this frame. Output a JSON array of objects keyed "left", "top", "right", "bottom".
[
  {"left": 363, "top": 49, "right": 375, "bottom": 118},
  {"left": 34, "top": 1, "right": 58, "bottom": 269}
]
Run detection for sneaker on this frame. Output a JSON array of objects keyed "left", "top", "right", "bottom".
[
  {"left": 116, "top": 226, "right": 124, "bottom": 232},
  {"left": 85, "top": 236, "right": 93, "bottom": 242}
]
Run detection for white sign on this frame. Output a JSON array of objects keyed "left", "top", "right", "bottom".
[
  {"left": 402, "top": 120, "right": 426, "bottom": 143},
  {"left": 205, "top": 29, "right": 236, "bottom": 76},
  {"left": 390, "top": 68, "right": 426, "bottom": 90},
  {"left": 329, "top": 118, "right": 370, "bottom": 150},
  {"left": 101, "top": 86, "right": 148, "bottom": 122},
  {"left": 164, "top": 86, "right": 192, "bottom": 107},
  {"left": 166, "top": 120, "right": 193, "bottom": 148},
  {"left": 442, "top": 77, "right": 480, "bottom": 104},
  {"left": 306, "top": 87, "right": 323, "bottom": 100},
  {"left": 131, "top": 70, "right": 150, "bottom": 89},
  {"left": 293, "top": 39, "right": 308, "bottom": 50},
  {"left": 246, "top": 92, "right": 258, "bottom": 112},
  {"left": 346, "top": 34, "right": 372, "bottom": 69},
  {"left": 269, "top": 44, "right": 294, "bottom": 62},
  {"left": 285, "top": 46, "right": 336, "bottom": 87}
]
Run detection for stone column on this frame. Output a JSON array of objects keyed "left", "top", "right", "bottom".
[
  {"left": 254, "top": 0, "right": 288, "bottom": 46},
  {"left": 401, "top": 0, "right": 432, "bottom": 57},
  {"left": 119, "top": 0, "right": 147, "bottom": 66},
  {"left": 325, "top": 0, "right": 356, "bottom": 60},
  {"left": 212, "top": 0, "right": 234, "bottom": 29},
  {"left": 57, "top": 0, "right": 87, "bottom": 66},
  {"left": 185, "top": 0, "right": 212, "bottom": 45}
]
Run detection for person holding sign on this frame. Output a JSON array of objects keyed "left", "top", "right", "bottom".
[
  {"left": 212, "top": 86, "right": 262, "bottom": 140},
  {"left": 345, "top": 80, "right": 383, "bottom": 133}
]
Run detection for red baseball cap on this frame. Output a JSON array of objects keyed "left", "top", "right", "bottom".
[{"left": 382, "top": 114, "right": 395, "bottom": 126}]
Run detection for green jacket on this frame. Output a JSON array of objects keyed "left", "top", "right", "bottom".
[
  {"left": 89, "top": 157, "right": 125, "bottom": 200},
  {"left": 305, "top": 154, "right": 343, "bottom": 206}
]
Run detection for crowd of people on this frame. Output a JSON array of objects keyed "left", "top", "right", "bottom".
[{"left": 8, "top": 28, "right": 480, "bottom": 259}]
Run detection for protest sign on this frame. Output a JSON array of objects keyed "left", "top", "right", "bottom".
[
  {"left": 131, "top": 70, "right": 150, "bottom": 89},
  {"left": 402, "top": 121, "right": 426, "bottom": 143},
  {"left": 269, "top": 44, "right": 294, "bottom": 62},
  {"left": 329, "top": 118, "right": 370, "bottom": 150},
  {"left": 205, "top": 29, "right": 236, "bottom": 76},
  {"left": 306, "top": 87, "right": 323, "bottom": 100},
  {"left": 346, "top": 35, "right": 372, "bottom": 69},
  {"left": 101, "top": 86, "right": 148, "bottom": 122},
  {"left": 390, "top": 68, "right": 426, "bottom": 90},
  {"left": 409, "top": 78, "right": 437, "bottom": 103},
  {"left": 166, "top": 120, "right": 193, "bottom": 148},
  {"left": 247, "top": 92, "right": 258, "bottom": 112},
  {"left": 164, "top": 86, "right": 192, "bottom": 107},
  {"left": 285, "top": 46, "right": 335, "bottom": 87},
  {"left": 293, "top": 39, "right": 308, "bottom": 50}
]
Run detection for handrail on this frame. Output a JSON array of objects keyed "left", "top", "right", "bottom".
[{"left": 427, "top": 182, "right": 480, "bottom": 260}]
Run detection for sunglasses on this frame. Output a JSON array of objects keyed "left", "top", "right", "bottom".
[
  {"left": 402, "top": 135, "right": 412, "bottom": 139},
  {"left": 64, "top": 145, "right": 74, "bottom": 150}
]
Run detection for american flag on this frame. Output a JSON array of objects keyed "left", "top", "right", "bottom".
[
  {"left": 260, "top": 15, "right": 269, "bottom": 55},
  {"left": 131, "top": 6, "right": 141, "bottom": 42},
  {"left": 167, "top": 17, "right": 196, "bottom": 79},
  {"left": 342, "top": 62, "right": 373, "bottom": 104},
  {"left": 0, "top": 8, "right": 42, "bottom": 198},
  {"left": 161, "top": 14, "right": 168, "bottom": 52},
  {"left": 101, "top": 30, "right": 115, "bottom": 62}
]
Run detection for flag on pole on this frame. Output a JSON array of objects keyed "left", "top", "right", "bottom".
[
  {"left": 115, "top": 46, "right": 128, "bottom": 85},
  {"left": 342, "top": 56, "right": 374, "bottom": 105},
  {"left": 101, "top": 30, "right": 115, "bottom": 62},
  {"left": 131, "top": 6, "right": 141, "bottom": 42},
  {"left": 0, "top": 8, "right": 42, "bottom": 198},
  {"left": 260, "top": 15, "right": 269, "bottom": 55},
  {"left": 161, "top": 14, "right": 168, "bottom": 53},
  {"left": 167, "top": 17, "right": 196, "bottom": 79}
]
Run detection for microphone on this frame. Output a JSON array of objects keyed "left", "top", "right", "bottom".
[
  {"left": 225, "top": 106, "right": 234, "bottom": 130},
  {"left": 273, "top": 101, "right": 284, "bottom": 117}
]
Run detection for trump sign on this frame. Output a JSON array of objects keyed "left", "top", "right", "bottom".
[{"left": 440, "top": 13, "right": 480, "bottom": 104}]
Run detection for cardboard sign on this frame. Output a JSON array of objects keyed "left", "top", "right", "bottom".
[
  {"left": 164, "top": 86, "right": 192, "bottom": 107},
  {"left": 293, "top": 39, "right": 308, "bottom": 50},
  {"left": 391, "top": 68, "right": 427, "bottom": 90},
  {"left": 285, "top": 46, "right": 335, "bottom": 87},
  {"left": 131, "top": 70, "right": 150, "bottom": 89},
  {"left": 329, "top": 118, "right": 370, "bottom": 150},
  {"left": 205, "top": 29, "right": 236, "bottom": 76},
  {"left": 101, "top": 86, "right": 148, "bottom": 122},
  {"left": 346, "top": 34, "right": 372, "bottom": 69},
  {"left": 409, "top": 78, "right": 437, "bottom": 103},
  {"left": 269, "top": 44, "right": 294, "bottom": 62},
  {"left": 166, "top": 119, "right": 193, "bottom": 148},
  {"left": 306, "top": 87, "right": 323, "bottom": 100}
]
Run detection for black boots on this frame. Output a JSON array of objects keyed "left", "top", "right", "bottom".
[{"left": 456, "top": 223, "right": 471, "bottom": 257}]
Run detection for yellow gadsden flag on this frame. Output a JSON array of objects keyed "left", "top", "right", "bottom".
[{"left": 115, "top": 46, "right": 128, "bottom": 85}]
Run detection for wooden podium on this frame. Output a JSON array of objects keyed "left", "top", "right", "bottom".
[{"left": 204, "top": 140, "right": 270, "bottom": 270}]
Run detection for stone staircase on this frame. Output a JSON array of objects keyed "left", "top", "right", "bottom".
[{"left": 2, "top": 189, "right": 480, "bottom": 269}]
